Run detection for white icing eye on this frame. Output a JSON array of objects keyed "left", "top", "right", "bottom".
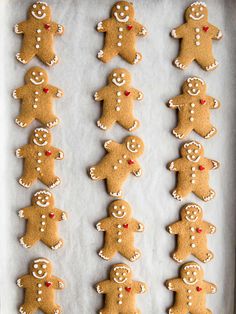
[
  {"left": 194, "top": 150, "right": 198, "bottom": 153},
  {"left": 200, "top": 7, "right": 203, "bottom": 11},
  {"left": 42, "top": 264, "right": 47, "bottom": 269},
  {"left": 187, "top": 271, "right": 190, "bottom": 275},
  {"left": 113, "top": 73, "right": 117, "bottom": 77},
  {"left": 38, "top": 196, "right": 42, "bottom": 200},
  {"left": 45, "top": 196, "right": 49, "bottom": 200},
  {"left": 35, "top": 134, "right": 39, "bottom": 137},
  {"left": 39, "top": 72, "right": 43, "bottom": 76},
  {"left": 131, "top": 139, "right": 136, "bottom": 143},
  {"left": 191, "top": 7, "right": 195, "bottom": 11},
  {"left": 138, "top": 144, "right": 141, "bottom": 148},
  {"left": 33, "top": 4, "right": 37, "bottom": 8},
  {"left": 124, "top": 5, "right": 129, "bottom": 11},
  {"left": 114, "top": 206, "right": 117, "bottom": 209},
  {"left": 34, "top": 264, "right": 38, "bottom": 269},
  {"left": 122, "top": 273, "right": 126, "bottom": 276},
  {"left": 43, "top": 134, "right": 47, "bottom": 138},
  {"left": 187, "top": 149, "right": 192, "bottom": 153},
  {"left": 121, "top": 206, "right": 125, "bottom": 210},
  {"left": 188, "top": 83, "right": 192, "bottom": 87},
  {"left": 42, "top": 5, "right": 46, "bottom": 10},
  {"left": 116, "top": 5, "right": 121, "bottom": 9},
  {"left": 32, "top": 72, "right": 36, "bottom": 75},
  {"left": 121, "top": 73, "right": 125, "bottom": 78}
]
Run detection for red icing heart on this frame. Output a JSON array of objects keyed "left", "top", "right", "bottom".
[
  {"left": 197, "top": 228, "right": 202, "bottom": 233},
  {"left": 124, "top": 91, "right": 130, "bottom": 96},
  {"left": 49, "top": 213, "right": 55, "bottom": 219},
  {"left": 125, "top": 287, "right": 131, "bottom": 292},
  {"left": 123, "top": 224, "right": 129, "bottom": 229},
  {"left": 199, "top": 165, "right": 205, "bottom": 171},
  {"left": 128, "top": 159, "right": 135, "bottom": 165},
  {"left": 45, "top": 150, "right": 52, "bottom": 156},
  {"left": 45, "top": 281, "right": 52, "bottom": 287},
  {"left": 43, "top": 88, "right": 49, "bottom": 94},
  {"left": 127, "top": 25, "right": 133, "bottom": 31},
  {"left": 200, "top": 99, "right": 206, "bottom": 105},
  {"left": 44, "top": 23, "right": 51, "bottom": 30},
  {"left": 196, "top": 286, "right": 202, "bottom": 292},
  {"left": 203, "top": 26, "right": 209, "bottom": 32}
]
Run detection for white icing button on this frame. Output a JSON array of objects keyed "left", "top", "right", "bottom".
[
  {"left": 38, "top": 290, "right": 42, "bottom": 294},
  {"left": 117, "top": 224, "right": 122, "bottom": 228},
  {"left": 195, "top": 28, "right": 200, "bottom": 32},
  {"left": 38, "top": 152, "right": 42, "bottom": 156},
  {"left": 188, "top": 302, "right": 192, "bottom": 306},
  {"left": 190, "top": 110, "right": 194, "bottom": 114},
  {"left": 191, "top": 180, "right": 195, "bottom": 184},
  {"left": 118, "top": 35, "right": 122, "bottom": 39},
  {"left": 192, "top": 167, "right": 196, "bottom": 171},
  {"left": 35, "top": 98, "right": 38, "bottom": 102},
  {"left": 191, "top": 174, "right": 196, "bottom": 178},
  {"left": 35, "top": 91, "right": 39, "bottom": 95},
  {"left": 41, "top": 222, "right": 46, "bottom": 225},
  {"left": 191, "top": 243, "right": 196, "bottom": 248},
  {"left": 38, "top": 284, "right": 42, "bottom": 287},
  {"left": 113, "top": 166, "right": 118, "bottom": 170},
  {"left": 118, "top": 294, "right": 123, "bottom": 298},
  {"left": 117, "top": 99, "right": 121, "bottom": 103},
  {"left": 118, "top": 287, "right": 122, "bottom": 291},
  {"left": 116, "top": 106, "right": 121, "bottom": 111},
  {"left": 118, "top": 160, "right": 122, "bottom": 164},
  {"left": 40, "top": 228, "right": 44, "bottom": 232},
  {"left": 37, "top": 298, "right": 42, "bottom": 302},
  {"left": 36, "top": 44, "right": 40, "bottom": 49},
  {"left": 41, "top": 215, "right": 46, "bottom": 218},
  {"left": 36, "top": 29, "right": 41, "bottom": 33},
  {"left": 188, "top": 296, "right": 192, "bottom": 300},
  {"left": 196, "top": 34, "right": 200, "bottom": 39},
  {"left": 187, "top": 289, "right": 191, "bottom": 293},
  {"left": 117, "top": 231, "right": 122, "bottom": 235},
  {"left": 117, "top": 239, "right": 122, "bottom": 243},
  {"left": 190, "top": 227, "right": 195, "bottom": 232},
  {"left": 117, "top": 42, "right": 122, "bottom": 47},
  {"left": 196, "top": 41, "right": 200, "bottom": 46},
  {"left": 119, "top": 27, "right": 123, "bottom": 31},
  {"left": 118, "top": 301, "right": 122, "bottom": 305},
  {"left": 117, "top": 91, "right": 121, "bottom": 96},
  {"left": 37, "top": 37, "right": 41, "bottom": 41},
  {"left": 123, "top": 155, "right": 127, "bottom": 159},
  {"left": 191, "top": 103, "right": 195, "bottom": 108},
  {"left": 37, "top": 160, "right": 41, "bottom": 163},
  {"left": 191, "top": 236, "right": 195, "bottom": 240},
  {"left": 190, "top": 117, "right": 194, "bottom": 122},
  {"left": 33, "top": 105, "right": 37, "bottom": 109},
  {"left": 36, "top": 167, "right": 41, "bottom": 171}
]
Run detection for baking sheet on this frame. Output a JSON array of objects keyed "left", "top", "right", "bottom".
[{"left": 1, "top": 0, "right": 236, "bottom": 313}]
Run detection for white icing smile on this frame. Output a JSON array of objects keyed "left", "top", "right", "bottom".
[
  {"left": 186, "top": 216, "right": 198, "bottom": 222},
  {"left": 112, "top": 78, "right": 126, "bottom": 86},
  {"left": 32, "top": 271, "right": 47, "bottom": 279},
  {"left": 188, "top": 89, "right": 200, "bottom": 96},
  {"left": 112, "top": 212, "right": 126, "bottom": 219},
  {"left": 127, "top": 142, "right": 138, "bottom": 153},
  {"left": 31, "top": 11, "right": 46, "bottom": 19},
  {"left": 183, "top": 278, "right": 198, "bottom": 285},
  {"left": 30, "top": 78, "right": 44, "bottom": 85},
  {"left": 114, "top": 12, "right": 129, "bottom": 23},
  {"left": 114, "top": 277, "right": 127, "bottom": 284},
  {"left": 187, "top": 155, "right": 200, "bottom": 163},
  {"left": 189, "top": 14, "right": 204, "bottom": 20},
  {"left": 36, "top": 201, "right": 49, "bottom": 207},
  {"left": 33, "top": 138, "right": 48, "bottom": 146}
]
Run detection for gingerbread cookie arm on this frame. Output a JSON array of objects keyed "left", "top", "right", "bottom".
[
  {"left": 130, "top": 161, "right": 142, "bottom": 177},
  {"left": 50, "top": 147, "right": 64, "bottom": 160},
  {"left": 203, "top": 281, "right": 217, "bottom": 294},
  {"left": 133, "top": 281, "right": 147, "bottom": 294},
  {"left": 16, "top": 144, "right": 30, "bottom": 158},
  {"left": 168, "top": 95, "right": 185, "bottom": 109},
  {"left": 50, "top": 22, "right": 64, "bottom": 35},
  {"left": 96, "top": 19, "right": 112, "bottom": 32},
  {"left": 168, "top": 158, "right": 182, "bottom": 172},
  {"left": 51, "top": 276, "right": 65, "bottom": 289},
  {"left": 96, "top": 218, "right": 110, "bottom": 231},
  {"left": 203, "top": 222, "right": 216, "bottom": 234},
  {"left": 171, "top": 24, "right": 187, "bottom": 39},
  {"left": 18, "top": 206, "right": 33, "bottom": 219},
  {"left": 14, "top": 21, "right": 27, "bottom": 34},
  {"left": 130, "top": 219, "right": 144, "bottom": 232},
  {"left": 94, "top": 87, "right": 108, "bottom": 101},
  {"left": 16, "top": 275, "right": 32, "bottom": 288},
  {"left": 208, "top": 24, "right": 222, "bottom": 40},
  {"left": 47, "top": 85, "right": 64, "bottom": 98},
  {"left": 168, "top": 222, "right": 182, "bottom": 234},
  {"left": 13, "top": 86, "right": 28, "bottom": 100},
  {"left": 206, "top": 96, "right": 221, "bottom": 109},
  {"left": 131, "top": 88, "right": 143, "bottom": 101},
  {"left": 96, "top": 280, "right": 111, "bottom": 294},
  {"left": 104, "top": 140, "right": 120, "bottom": 152},
  {"left": 133, "top": 21, "right": 147, "bottom": 36},
  {"left": 54, "top": 208, "right": 67, "bottom": 221},
  {"left": 166, "top": 278, "right": 181, "bottom": 291},
  {"left": 203, "top": 158, "right": 220, "bottom": 170}
]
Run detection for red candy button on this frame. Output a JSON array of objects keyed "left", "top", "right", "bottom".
[
  {"left": 200, "top": 99, "right": 206, "bottom": 105},
  {"left": 125, "top": 287, "right": 131, "bottom": 292},
  {"left": 123, "top": 224, "right": 129, "bottom": 229},
  {"left": 197, "top": 228, "right": 202, "bottom": 233},
  {"left": 44, "top": 23, "right": 51, "bottom": 30},
  {"left": 127, "top": 25, "right": 133, "bottom": 31},
  {"left": 128, "top": 159, "right": 135, "bottom": 165},
  {"left": 45, "top": 281, "right": 52, "bottom": 287},
  {"left": 45, "top": 150, "right": 52, "bottom": 156},
  {"left": 203, "top": 26, "right": 209, "bottom": 32},
  {"left": 199, "top": 165, "right": 205, "bottom": 171},
  {"left": 49, "top": 213, "right": 55, "bottom": 219},
  {"left": 196, "top": 286, "right": 202, "bottom": 292},
  {"left": 43, "top": 88, "right": 49, "bottom": 94},
  {"left": 124, "top": 91, "right": 130, "bottom": 96}
]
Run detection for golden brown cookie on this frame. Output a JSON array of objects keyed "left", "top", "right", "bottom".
[
  {"left": 89, "top": 136, "right": 144, "bottom": 198},
  {"left": 171, "top": 1, "right": 222, "bottom": 71},
  {"left": 18, "top": 190, "right": 67, "bottom": 250},
  {"left": 96, "top": 263, "right": 147, "bottom": 313},
  {"left": 17, "top": 258, "right": 64, "bottom": 314},
  {"left": 168, "top": 141, "right": 219, "bottom": 201},
  {"left": 16, "top": 127, "right": 64, "bottom": 189},
  {"left": 97, "top": 1, "right": 147, "bottom": 64},
  {"left": 96, "top": 199, "right": 144, "bottom": 261},
  {"left": 13, "top": 66, "right": 63, "bottom": 128},
  {"left": 168, "top": 77, "right": 220, "bottom": 139},
  {"left": 168, "top": 203, "right": 216, "bottom": 263},
  {"left": 15, "top": 1, "right": 64, "bottom": 66},
  {"left": 94, "top": 68, "right": 143, "bottom": 131},
  {"left": 166, "top": 261, "right": 217, "bottom": 314}
]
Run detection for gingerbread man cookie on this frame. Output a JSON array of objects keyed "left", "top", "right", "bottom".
[
  {"left": 15, "top": 1, "right": 64, "bottom": 66},
  {"left": 89, "top": 136, "right": 144, "bottom": 197},
  {"left": 166, "top": 261, "right": 217, "bottom": 314},
  {"left": 94, "top": 68, "right": 143, "bottom": 131},
  {"left": 168, "top": 203, "right": 216, "bottom": 263},
  {"left": 96, "top": 199, "right": 144, "bottom": 261},
  {"left": 19, "top": 190, "right": 67, "bottom": 250},
  {"left": 96, "top": 263, "right": 147, "bottom": 313},
  {"left": 168, "top": 141, "right": 219, "bottom": 201},
  {"left": 168, "top": 77, "right": 220, "bottom": 139},
  {"left": 17, "top": 258, "right": 64, "bottom": 314},
  {"left": 13, "top": 66, "right": 63, "bottom": 128},
  {"left": 97, "top": 1, "right": 147, "bottom": 64},
  {"left": 16, "top": 127, "right": 64, "bottom": 189},
  {"left": 171, "top": 1, "right": 222, "bottom": 71}
]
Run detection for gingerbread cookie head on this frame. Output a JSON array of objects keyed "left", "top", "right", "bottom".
[
  {"left": 32, "top": 190, "right": 54, "bottom": 208},
  {"left": 124, "top": 136, "right": 144, "bottom": 158},
  {"left": 110, "top": 263, "right": 132, "bottom": 284},
  {"left": 180, "top": 262, "right": 203, "bottom": 285},
  {"left": 30, "top": 128, "right": 52, "bottom": 147},
  {"left": 28, "top": 1, "right": 51, "bottom": 23},
  {"left": 109, "top": 68, "right": 131, "bottom": 87},
  {"left": 180, "top": 141, "right": 204, "bottom": 162},
  {"left": 30, "top": 258, "right": 52, "bottom": 280},
  {"left": 182, "top": 77, "right": 206, "bottom": 96},
  {"left": 185, "top": 2, "right": 208, "bottom": 23},
  {"left": 111, "top": 1, "right": 135, "bottom": 23},
  {"left": 181, "top": 203, "right": 203, "bottom": 222},
  {"left": 25, "top": 66, "right": 48, "bottom": 87},
  {"left": 108, "top": 200, "right": 132, "bottom": 220}
]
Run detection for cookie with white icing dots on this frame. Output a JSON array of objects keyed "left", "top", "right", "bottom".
[
  {"left": 96, "top": 263, "right": 147, "bottom": 313},
  {"left": 168, "top": 141, "right": 219, "bottom": 201},
  {"left": 96, "top": 199, "right": 144, "bottom": 261},
  {"left": 97, "top": 1, "right": 147, "bottom": 64},
  {"left": 89, "top": 136, "right": 144, "bottom": 197},
  {"left": 94, "top": 68, "right": 143, "bottom": 131},
  {"left": 18, "top": 190, "right": 67, "bottom": 250},
  {"left": 171, "top": 1, "right": 222, "bottom": 71},
  {"left": 168, "top": 77, "right": 220, "bottom": 139},
  {"left": 13, "top": 66, "right": 63, "bottom": 129},
  {"left": 168, "top": 203, "right": 216, "bottom": 263},
  {"left": 166, "top": 261, "right": 217, "bottom": 314},
  {"left": 16, "top": 127, "right": 64, "bottom": 189},
  {"left": 15, "top": 1, "right": 64, "bottom": 66},
  {"left": 17, "top": 258, "right": 64, "bottom": 314}
]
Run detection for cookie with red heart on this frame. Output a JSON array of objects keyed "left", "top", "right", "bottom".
[{"left": 96, "top": 200, "right": 144, "bottom": 261}]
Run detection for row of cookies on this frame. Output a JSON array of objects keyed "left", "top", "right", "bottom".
[
  {"left": 14, "top": 2, "right": 66, "bottom": 313},
  {"left": 90, "top": 1, "right": 148, "bottom": 313},
  {"left": 165, "top": 2, "right": 222, "bottom": 313}
]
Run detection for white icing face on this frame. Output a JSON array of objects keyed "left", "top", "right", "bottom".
[
  {"left": 31, "top": 128, "right": 51, "bottom": 147},
  {"left": 125, "top": 136, "right": 144, "bottom": 156},
  {"left": 112, "top": 1, "right": 134, "bottom": 23},
  {"left": 30, "top": 1, "right": 51, "bottom": 21},
  {"left": 112, "top": 72, "right": 126, "bottom": 86},
  {"left": 181, "top": 263, "right": 202, "bottom": 285},
  {"left": 183, "top": 78, "right": 205, "bottom": 96},
  {"left": 182, "top": 205, "right": 201, "bottom": 222},
  {"left": 109, "top": 68, "right": 131, "bottom": 87},
  {"left": 111, "top": 264, "right": 131, "bottom": 284},
  {"left": 26, "top": 67, "right": 48, "bottom": 86},
  {"left": 33, "top": 190, "right": 52, "bottom": 208},
  {"left": 31, "top": 259, "right": 50, "bottom": 280},
  {"left": 181, "top": 141, "right": 203, "bottom": 163},
  {"left": 186, "top": 2, "right": 208, "bottom": 21},
  {"left": 109, "top": 200, "right": 131, "bottom": 219}
]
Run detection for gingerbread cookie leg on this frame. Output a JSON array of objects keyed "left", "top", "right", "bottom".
[
  {"left": 37, "top": 49, "right": 58, "bottom": 67},
  {"left": 194, "top": 122, "right": 216, "bottom": 139},
  {"left": 37, "top": 112, "right": 59, "bottom": 129},
  {"left": 98, "top": 43, "right": 118, "bottom": 63},
  {"left": 117, "top": 115, "right": 139, "bottom": 132},
  {"left": 16, "top": 45, "right": 36, "bottom": 64},
  {"left": 41, "top": 233, "right": 63, "bottom": 250},
  {"left": 172, "top": 185, "right": 192, "bottom": 202},
  {"left": 172, "top": 244, "right": 191, "bottom": 263},
  {"left": 19, "top": 303, "right": 37, "bottom": 314},
  {"left": 106, "top": 175, "right": 124, "bottom": 197},
  {"left": 193, "top": 184, "right": 215, "bottom": 202},
  {"left": 39, "top": 303, "right": 61, "bottom": 314},
  {"left": 119, "top": 48, "right": 142, "bottom": 65},
  {"left": 168, "top": 305, "right": 183, "bottom": 314},
  {"left": 97, "top": 112, "right": 116, "bottom": 130},
  {"left": 119, "top": 244, "right": 141, "bottom": 262},
  {"left": 196, "top": 54, "right": 218, "bottom": 71},
  {"left": 174, "top": 51, "right": 194, "bottom": 70},
  {"left": 193, "top": 248, "right": 214, "bottom": 263},
  {"left": 99, "top": 240, "right": 117, "bottom": 260},
  {"left": 15, "top": 111, "right": 35, "bottom": 128},
  {"left": 19, "top": 167, "right": 38, "bottom": 188},
  {"left": 19, "top": 228, "right": 41, "bottom": 249},
  {"left": 39, "top": 171, "right": 61, "bottom": 189},
  {"left": 173, "top": 122, "right": 193, "bottom": 140}
]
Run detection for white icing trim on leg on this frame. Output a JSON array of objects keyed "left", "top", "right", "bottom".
[
  {"left": 51, "top": 240, "right": 63, "bottom": 250},
  {"left": 172, "top": 190, "right": 182, "bottom": 201},
  {"left": 16, "top": 53, "right": 27, "bottom": 64},
  {"left": 203, "top": 252, "right": 213, "bottom": 263},
  {"left": 15, "top": 118, "right": 27, "bottom": 128},
  {"left": 19, "top": 306, "right": 27, "bottom": 314},
  {"left": 97, "top": 120, "right": 107, "bottom": 130},
  {"left": 89, "top": 167, "right": 99, "bottom": 180},
  {"left": 203, "top": 190, "right": 215, "bottom": 201},
  {"left": 46, "top": 55, "right": 58, "bottom": 67},
  {"left": 133, "top": 53, "right": 141, "bottom": 64},
  {"left": 204, "top": 127, "right": 216, "bottom": 139},
  {"left": 172, "top": 129, "right": 184, "bottom": 139},
  {"left": 97, "top": 21, "right": 103, "bottom": 31},
  {"left": 109, "top": 191, "right": 122, "bottom": 197},
  {"left": 12, "top": 90, "right": 18, "bottom": 99},
  {"left": 98, "top": 250, "right": 109, "bottom": 260},
  {"left": 17, "top": 279, "right": 23, "bottom": 287},
  {"left": 128, "top": 120, "right": 138, "bottom": 132},
  {"left": 97, "top": 50, "right": 104, "bottom": 59},
  {"left": 130, "top": 251, "right": 141, "bottom": 262},
  {"left": 19, "top": 237, "right": 31, "bottom": 248},
  {"left": 19, "top": 178, "right": 30, "bottom": 188},
  {"left": 172, "top": 253, "right": 183, "bottom": 263},
  {"left": 46, "top": 119, "right": 59, "bottom": 128},
  {"left": 49, "top": 178, "right": 61, "bottom": 189},
  {"left": 174, "top": 58, "right": 186, "bottom": 70},
  {"left": 206, "top": 60, "right": 218, "bottom": 71}
]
